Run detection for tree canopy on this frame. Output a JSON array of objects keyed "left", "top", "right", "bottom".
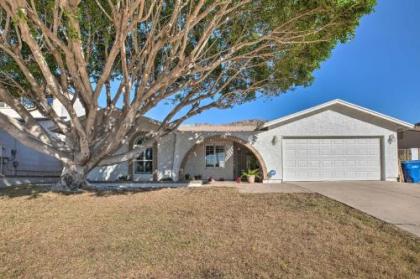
[{"left": 0, "top": 0, "right": 376, "bottom": 190}]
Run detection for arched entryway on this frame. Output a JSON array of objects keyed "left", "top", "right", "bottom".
[{"left": 179, "top": 135, "right": 267, "bottom": 182}]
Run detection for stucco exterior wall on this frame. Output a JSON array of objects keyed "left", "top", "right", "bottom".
[
  {"left": 252, "top": 109, "right": 399, "bottom": 182},
  {"left": 87, "top": 162, "right": 129, "bottom": 182},
  {"left": 156, "top": 133, "right": 177, "bottom": 180},
  {"left": 86, "top": 143, "right": 129, "bottom": 182}
]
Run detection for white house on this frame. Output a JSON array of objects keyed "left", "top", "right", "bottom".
[
  {"left": 86, "top": 99, "right": 414, "bottom": 183},
  {"left": 0, "top": 98, "right": 414, "bottom": 183}
]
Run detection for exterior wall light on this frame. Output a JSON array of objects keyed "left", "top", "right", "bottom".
[
  {"left": 272, "top": 136, "right": 278, "bottom": 146},
  {"left": 388, "top": 134, "right": 396, "bottom": 144}
]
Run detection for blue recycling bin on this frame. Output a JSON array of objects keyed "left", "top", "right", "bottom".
[{"left": 401, "top": 160, "right": 420, "bottom": 183}]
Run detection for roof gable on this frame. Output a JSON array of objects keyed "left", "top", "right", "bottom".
[{"left": 261, "top": 99, "right": 413, "bottom": 131}]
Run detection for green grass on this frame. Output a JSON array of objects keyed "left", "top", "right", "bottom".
[{"left": 0, "top": 185, "right": 419, "bottom": 278}]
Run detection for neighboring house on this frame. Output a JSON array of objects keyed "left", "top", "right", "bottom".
[
  {"left": 0, "top": 99, "right": 84, "bottom": 177},
  {"left": 0, "top": 118, "right": 62, "bottom": 177},
  {"left": 398, "top": 123, "right": 420, "bottom": 161},
  {"left": 0, "top": 99, "right": 414, "bottom": 182},
  {"left": 88, "top": 99, "right": 413, "bottom": 183}
]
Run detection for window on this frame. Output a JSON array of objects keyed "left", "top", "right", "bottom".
[
  {"left": 205, "top": 145, "right": 225, "bottom": 168},
  {"left": 20, "top": 97, "right": 36, "bottom": 110},
  {"left": 47, "top": 96, "right": 54, "bottom": 106},
  {"left": 135, "top": 148, "right": 153, "bottom": 174},
  {"left": 134, "top": 137, "right": 153, "bottom": 174}
]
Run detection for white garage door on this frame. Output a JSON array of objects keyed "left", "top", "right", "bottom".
[{"left": 283, "top": 138, "right": 381, "bottom": 181}]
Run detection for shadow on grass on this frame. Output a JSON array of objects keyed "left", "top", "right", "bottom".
[
  {"left": 0, "top": 184, "right": 167, "bottom": 199},
  {"left": 0, "top": 185, "right": 54, "bottom": 199},
  {"left": 89, "top": 187, "right": 164, "bottom": 197}
]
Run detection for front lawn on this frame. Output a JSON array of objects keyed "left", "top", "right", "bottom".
[{"left": 0, "top": 186, "right": 418, "bottom": 278}]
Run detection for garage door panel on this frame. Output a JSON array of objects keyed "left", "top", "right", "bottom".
[{"left": 283, "top": 137, "right": 381, "bottom": 181}]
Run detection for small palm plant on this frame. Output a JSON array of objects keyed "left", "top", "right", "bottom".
[{"left": 241, "top": 169, "right": 260, "bottom": 183}]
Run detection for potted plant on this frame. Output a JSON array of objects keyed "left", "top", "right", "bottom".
[{"left": 241, "top": 169, "right": 260, "bottom": 183}]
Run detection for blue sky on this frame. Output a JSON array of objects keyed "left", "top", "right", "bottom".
[{"left": 147, "top": 0, "right": 420, "bottom": 125}]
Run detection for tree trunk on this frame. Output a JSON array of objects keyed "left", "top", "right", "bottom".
[{"left": 54, "top": 164, "right": 87, "bottom": 192}]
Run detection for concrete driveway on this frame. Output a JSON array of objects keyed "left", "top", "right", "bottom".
[{"left": 293, "top": 181, "right": 420, "bottom": 237}]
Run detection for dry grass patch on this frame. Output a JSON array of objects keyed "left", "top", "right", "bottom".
[{"left": 0, "top": 185, "right": 419, "bottom": 278}]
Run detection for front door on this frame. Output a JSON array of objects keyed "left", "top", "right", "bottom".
[{"left": 234, "top": 143, "right": 261, "bottom": 181}]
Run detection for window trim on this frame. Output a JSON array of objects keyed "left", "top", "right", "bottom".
[{"left": 205, "top": 144, "right": 225, "bottom": 168}]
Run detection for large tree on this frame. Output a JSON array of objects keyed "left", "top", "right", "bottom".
[{"left": 0, "top": 0, "right": 375, "bottom": 190}]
